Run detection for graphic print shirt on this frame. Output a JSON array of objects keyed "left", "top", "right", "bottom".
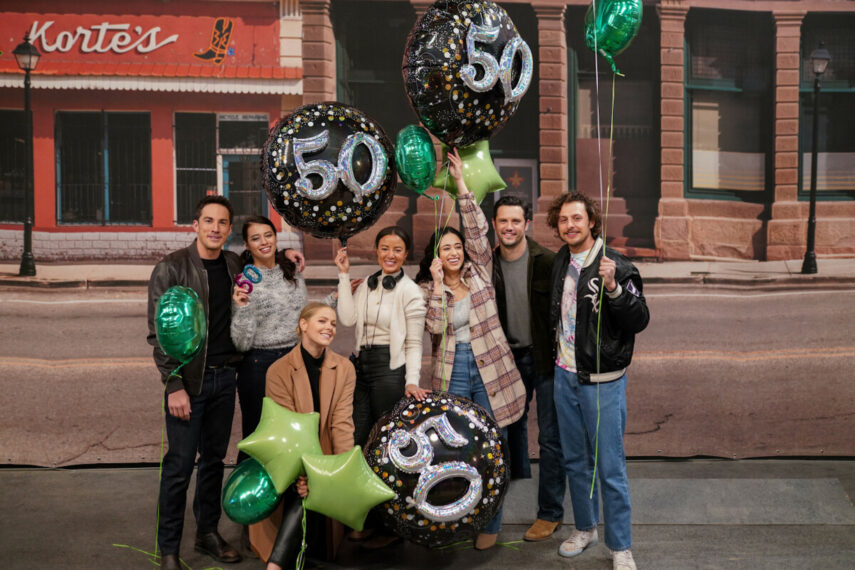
[{"left": 556, "top": 250, "right": 590, "bottom": 372}]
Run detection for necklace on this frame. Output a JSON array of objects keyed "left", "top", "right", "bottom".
[{"left": 445, "top": 279, "right": 464, "bottom": 289}]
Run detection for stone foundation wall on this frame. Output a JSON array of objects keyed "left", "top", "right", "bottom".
[{"left": 0, "top": 229, "right": 303, "bottom": 262}]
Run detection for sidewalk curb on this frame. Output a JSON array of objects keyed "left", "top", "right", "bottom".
[{"left": 3, "top": 275, "right": 855, "bottom": 290}]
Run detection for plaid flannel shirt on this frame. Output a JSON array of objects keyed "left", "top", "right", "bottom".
[{"left": 421, "top": 192, "right": 526, "bottom": 428}]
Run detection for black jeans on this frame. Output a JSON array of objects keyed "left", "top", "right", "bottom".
[
  {"left": 157, "top": 366, "right": 237, "bottom": 555},
  {"left": 353, "top": 345, "right": 405, "bottom": 447},
  {"left": 237, "top": 346, "right": 294, "bottom": 464}
]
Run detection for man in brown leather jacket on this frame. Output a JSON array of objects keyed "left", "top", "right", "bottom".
[{"left": 146, "top": 195, "right": 244, "bottom": 569}]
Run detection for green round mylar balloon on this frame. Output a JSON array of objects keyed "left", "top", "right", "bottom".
[
  {"left": 395, "top": 125, "right": 437, "bottom": 197},
  {"left": 222, "top": 458, "right": 281, "bottom": 525},
  {"left": 155, "top": 286, "right": 206, "bottom": 364},
  {"left": 585, "top": 0, "right": 643, "bottom": 74}
]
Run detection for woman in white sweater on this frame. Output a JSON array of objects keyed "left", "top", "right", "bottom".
[{"left": 335, "top": 227, "right": 428, "bottom": 450}]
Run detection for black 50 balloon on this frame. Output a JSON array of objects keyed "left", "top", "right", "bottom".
[
  {"left": 364, "top": 392, "right": 508, "bottom": 549},
  {"left": 262, "top": 102, "right": 397, "bottom": 243},
  {"left": 402, "top": 0, "right": 534, "bottom": 148}
]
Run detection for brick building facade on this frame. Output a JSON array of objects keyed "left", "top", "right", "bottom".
[{"left": 1, "top": 0, "right": 853, "bottom": 263}]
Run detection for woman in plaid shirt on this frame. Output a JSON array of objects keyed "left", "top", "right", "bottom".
[{"left": 415, "top": 148, "right": 527, "bottom": 551}]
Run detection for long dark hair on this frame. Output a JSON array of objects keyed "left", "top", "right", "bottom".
[
  {"left": 240, "top": 215, "right": 297, "bottom": 283},
  {"left": 414, "top": 226, "right": 470, "bottom": 284}
]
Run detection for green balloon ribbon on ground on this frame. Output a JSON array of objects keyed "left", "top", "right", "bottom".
[
  {"left": 222, "top": 458, "right": 281, "bottom": 525},
  {"left": 154, "top": 286, "right": 206, "bottom": 373},
  {"left": 585, "top": 0, "right": 643, "bottom": 75},
  {"left": 432, "top": 140, "right": 506, "bottom": 204},
  {"left": 395, "top": 125, "right": 438, "bottom": 199}
]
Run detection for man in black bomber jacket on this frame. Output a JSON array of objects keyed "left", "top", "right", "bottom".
[{"left": 546, "top": 192, "right": 649, "bottom": 570}]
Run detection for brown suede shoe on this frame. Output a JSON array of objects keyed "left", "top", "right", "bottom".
[
  {"left": 524, "top": 519, "right": 561, "bottom": 541},
  {"left": 474, "top": 533, "right": 498, "bottom": 550}
]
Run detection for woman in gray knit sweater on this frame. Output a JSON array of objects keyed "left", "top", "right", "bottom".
[{"left": 230, "top": 215, "right": 335, "bottom": 464}]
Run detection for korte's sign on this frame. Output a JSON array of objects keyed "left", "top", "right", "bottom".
[{"left": 1, "top": 3, "right": 279, "bottom": 66}]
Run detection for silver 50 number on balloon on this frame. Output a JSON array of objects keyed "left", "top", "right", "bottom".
[
  {"left": 402, "top": 0, "right": 534, "bottom": 147},
  {"left": 364, "top": 392, "right": 508, "bottom": 549},
  {"left": 262, "top": 102, "right": 397, "bottom": 241}
]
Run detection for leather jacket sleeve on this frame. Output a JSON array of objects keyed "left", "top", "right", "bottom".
[
  {"left": 147, "top": 259, "right": 186, "bottom": 394},
  {"left": 604, "top": 259, "right": 650, "bottom": 335}
]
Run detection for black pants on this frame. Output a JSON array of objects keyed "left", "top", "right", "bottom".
[
  {"left": 352, "top": 345, "right": 405, "bottom": 447},
  {"left": 158, "top": 366, "right": 237, "bottom": 555},
  {"left": 237, "top": 346, "right": 294, "bottom": 464},
  {"left": 269, "top": 486, "right": 327, "bottom": 567}
]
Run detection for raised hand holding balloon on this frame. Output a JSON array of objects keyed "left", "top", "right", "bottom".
[
  {"left": 364, "top": 392, "right": 508, "bottom": 548},
  {"left": 263, "top": 102, "right": 397, "bottom": 244},
  {"left": 234, "top": 264, "right": 262, "bottom": 294},
  {"left": 585, "top": 0, "right": 643, "bottom": 75}
]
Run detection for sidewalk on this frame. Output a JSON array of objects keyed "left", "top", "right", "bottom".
[
  {"left": 2, "top": 257, "right": 854, "bottom": 289},
  {"left": 2, "top": 460, "right": 854, "bottom": 569}
]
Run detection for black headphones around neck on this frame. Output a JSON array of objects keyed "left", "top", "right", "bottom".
[{"left": 367, "top": 269, "right": 405, "bottom": 291}]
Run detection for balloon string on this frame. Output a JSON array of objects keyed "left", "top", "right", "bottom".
[
  {"left": 435, "top": 160, "right": 455, "bottom": 393},
  {"left": 296, "top": 497, "right": 308, "bottom": 570},
  {"left": 589, "top": 68, "right": 618, "bottom": 501}
]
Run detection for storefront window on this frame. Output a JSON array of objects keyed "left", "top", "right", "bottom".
[
  {"left": 686, "top": 10, "right": 772, "bottom": 201},
  {"left": 56, "top": 111, "right": 152, "bottom": 225},
  {"left": 175, "top": 113, "right": 216, "bottom": 224},
  {"left": 0, "top": 110, "right": 26, "bottom": 223},
  {"left": 800, "top": 14, "right": 855, "bottom": 198}
]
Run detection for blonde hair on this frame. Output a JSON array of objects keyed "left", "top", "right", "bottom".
[{"left": 295, "top": 302, "right": 335, "bottom": 337}]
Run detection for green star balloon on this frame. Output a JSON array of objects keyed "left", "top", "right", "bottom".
[
  {"left": 433, "top": 140, "right": 506, "bottom": 204},
  {"left": 302, "top": 446, "right": 396, "bottom": 531},
  {"left": 237, "top": 398, "right": 323, "bottom": 493}
]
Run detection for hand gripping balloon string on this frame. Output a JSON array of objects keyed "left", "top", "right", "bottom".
[{"left": 589, "top": 67, "right": 618, "bottom": 501}]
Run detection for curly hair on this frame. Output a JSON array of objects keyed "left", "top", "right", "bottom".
[{"left": 546, "top": 192, "right": 602, "bottom": 238}]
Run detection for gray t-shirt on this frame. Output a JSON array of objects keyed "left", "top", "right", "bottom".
[{"left": 498, "top": 245, "right": 532, "bottom": 348}]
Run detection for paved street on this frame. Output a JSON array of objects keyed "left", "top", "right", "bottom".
[
  {"left": 2, "top": 283, "right": 853, "bottom": 466},
  {"left": 1, "top": 282, "right": 854, "bottom": 568}
]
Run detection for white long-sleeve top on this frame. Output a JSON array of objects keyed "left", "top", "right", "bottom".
[{"left": 336, "top": 272, "right": 426, "bottom": 387}]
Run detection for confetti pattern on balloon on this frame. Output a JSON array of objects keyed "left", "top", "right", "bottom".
[
  {"left": 402, "top": 0, "right": 534, "bottom": 148},
  {"left": 262, "top": 102, "right": 397, "bottom": 241},
  {"left": 363, "top": 392, "right": 508, "bottom": 549}
]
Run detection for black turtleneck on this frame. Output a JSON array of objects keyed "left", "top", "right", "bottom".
[{"left": 300, "top": 345, "right": 323, "bottom": 414}]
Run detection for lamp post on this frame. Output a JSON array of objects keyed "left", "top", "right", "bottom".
[
  {"left": 801, "top": 42, "right": 831, "bottom": 275},
  {"left": 12, "top": 33, "right": 41, "bottom": 277}
]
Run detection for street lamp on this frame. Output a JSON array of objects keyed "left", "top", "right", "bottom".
[
  {"left": 12, "top": 33, "right": 41, "bottom": 277},
  {"left": 801, "top": 42, "right": 831, "bottom": 275}
]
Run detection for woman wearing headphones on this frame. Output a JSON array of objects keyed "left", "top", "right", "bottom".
[
  {"left": 334, "top": 227, "right": 428, "bottom": 547},
  {"left": 335, "top": 227, "right": 429, "bottom": 445}
]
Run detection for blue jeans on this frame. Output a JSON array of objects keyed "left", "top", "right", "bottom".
[
  {"left": 507, "top": 347, "right": 565, "bottom": 521},
  {"left": 158, "top": 366, "right": 237, "bottom": 555},
  {"left": 553, "top": 366, "right": 631, "bottom": 551},
  {"left": 237, "top": 346, "right": 294, "bottom": 464},
  {"left": 448, "top": 343, "right": 504, "bottom": 535}
]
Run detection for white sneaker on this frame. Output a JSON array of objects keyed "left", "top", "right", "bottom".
[
  {"left": 609, "top": 548, "right": 637, "bottom": 570},
  {"left": 558, "top": 528, "right": 598, "bottom": 558}
]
